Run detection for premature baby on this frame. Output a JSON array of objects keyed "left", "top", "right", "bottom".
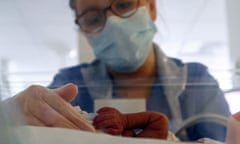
[{"left": 76, "top": 106, "right": 179, "bottom": 141}]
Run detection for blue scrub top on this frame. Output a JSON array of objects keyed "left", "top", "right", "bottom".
[{"left": 49, "top": 46, "right": 231, "bottom": 142}]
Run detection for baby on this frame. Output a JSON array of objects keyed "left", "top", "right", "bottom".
[{"left": 77, "top": 106, "right": 178, "bottom": 141}]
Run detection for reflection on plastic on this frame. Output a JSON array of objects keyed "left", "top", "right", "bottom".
[
  {"left": 175, "top": 114, "right": 228, "bottom": 141},
  {"left": 94, "top": 99, "right": 146, "bottom": 113}
]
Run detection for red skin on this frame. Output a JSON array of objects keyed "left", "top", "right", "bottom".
[{"left": 93, "top": 107, "right": 169, "bottom": 139}]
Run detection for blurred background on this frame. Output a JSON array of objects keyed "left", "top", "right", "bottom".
[{"left": 0, "top": 0, "right": 240, "bottom": 113}]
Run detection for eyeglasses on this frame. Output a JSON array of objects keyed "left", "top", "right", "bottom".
[{"left": 75, "top": 0, "right": 140, "bottom": 33}]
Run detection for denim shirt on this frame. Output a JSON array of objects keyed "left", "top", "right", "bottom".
[{"left": 49, "top": 46, "right": 230, "bottom": 141}]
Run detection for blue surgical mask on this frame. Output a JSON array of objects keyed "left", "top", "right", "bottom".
[{"left": 86, "top": 7, "right": 157, "bottom": 73}]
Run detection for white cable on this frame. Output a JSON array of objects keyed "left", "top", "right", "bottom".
[{"left": 175, "top": 114, "right": 228, "bottom": 136}]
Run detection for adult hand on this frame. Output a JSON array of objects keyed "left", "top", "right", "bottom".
[{"left": 9, "top": 83, "right": 95, "bottom": 132}]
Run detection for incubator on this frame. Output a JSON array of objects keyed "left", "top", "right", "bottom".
[
  {"left": 0, "top": 101, "right": 233, "bottom": 144},
  {"left": 1, "top": 78, "right": 239, "bottom": 144}
]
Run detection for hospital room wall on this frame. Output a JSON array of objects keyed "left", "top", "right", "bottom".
[
  {"left": 79, "top": 0, "right": 230, "bottom": 63},
  {"left": 0, "top": 0, "right": 239, "bottom": 97},
  {"left": 226, "top": 0, "right": 240, "bottom": 88},
  {"left": 78, "top": 0, "right": 234, "bottom": 90}
]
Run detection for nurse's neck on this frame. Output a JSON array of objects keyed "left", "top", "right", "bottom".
[{"left": 110, "top": 47, "right": 157, "bottom": 86}]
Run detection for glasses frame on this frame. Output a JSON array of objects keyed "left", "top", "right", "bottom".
[{"left": 75, "top": 0, "right": 140, "bottom": 33}]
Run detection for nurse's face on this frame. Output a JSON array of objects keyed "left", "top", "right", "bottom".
[{"left": 74, "top": 0, "right": 157, "bottom": 33}]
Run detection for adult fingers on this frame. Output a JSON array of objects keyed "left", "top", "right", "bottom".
[
  {"left": 41, "top": 89, "right": 95, "bottom": 132},
  {"left": 28, "top": 98, "right": 79, "bottom": 129},
  {"left": 22, "top": 85, "right": 95, "bottom": 132},
  {"left": 53, "top": 83, "right": 78, "bottom": 102},
  {"left": 24, "top": 115, "right": 45, "bottom": 127}
]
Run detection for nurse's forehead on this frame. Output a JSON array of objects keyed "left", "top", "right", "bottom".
[{"left": 76, "top": 0, "right": 112, "bottom": 13}]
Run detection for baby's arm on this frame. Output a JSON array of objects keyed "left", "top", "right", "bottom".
[
  {"left": 93, "top": 107, "right": 169, "bottom": 139},
  {"left": 123, "top": 111, "right": 169, "bottom": 139}
]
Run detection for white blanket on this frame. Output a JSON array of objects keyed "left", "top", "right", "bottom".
[{"left": 14, "top": 126, "right": 223, "bottom": 144}]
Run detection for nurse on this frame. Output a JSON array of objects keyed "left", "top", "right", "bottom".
[{"left": 10, "top": 0, "right": 231, "bottom": 142}]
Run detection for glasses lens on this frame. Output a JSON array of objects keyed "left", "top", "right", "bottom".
[
  {"left": 112, "top": 0, "right": 139, "bottom": 17},
  {"left": 78, "top": 10, "right": 105, "bottom": 33}
]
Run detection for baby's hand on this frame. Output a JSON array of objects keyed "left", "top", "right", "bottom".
[
  {"left": 93, "top": 107, "right": 169, "bottom": 139},
  {"left": 93, "top": 107, "right": 127, "bottom": 135}
]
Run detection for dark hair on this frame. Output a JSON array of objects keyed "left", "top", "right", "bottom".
[{"left": 69, "top": 0, "right": 76, "bottom": 11}]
